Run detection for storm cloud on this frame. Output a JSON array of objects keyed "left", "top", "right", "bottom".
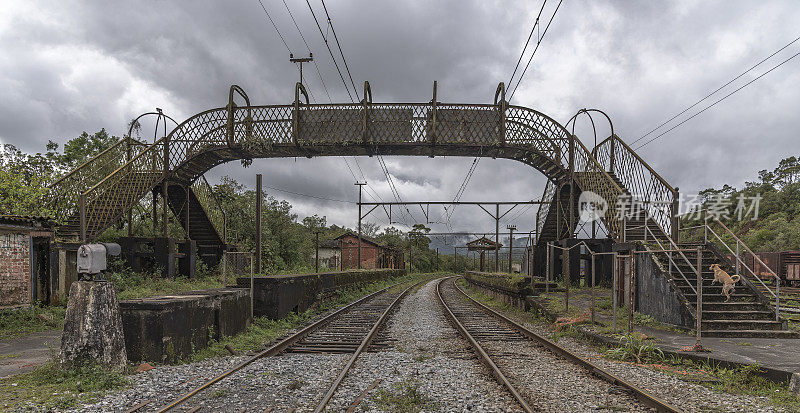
[{"left": 1, "top": 0, "right": 798, "bottom": 236}]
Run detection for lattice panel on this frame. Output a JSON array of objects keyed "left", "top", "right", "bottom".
[{"left": 594, "top": 136, "right": 676, "bottom": 239}]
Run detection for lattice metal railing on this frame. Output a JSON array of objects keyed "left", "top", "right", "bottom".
[
  {"left": 192, "top": 174, "right": 226, "bottom": 242},
  {"left": 535, "top": 180, "right": 556, "bottom": 244},
  {"left": 48, "top": 136, "right": 147, "bottom": 223},
  {"left": 58, "top": 93, "right": 631, "bottom": 242},
  {"left": 594, "top": 135, "right": 678, "bottom": 240},
  {"left": 77, "top": 138, "right": 165, "bottom": 240}
]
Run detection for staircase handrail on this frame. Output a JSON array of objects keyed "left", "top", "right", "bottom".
[
  {"left": 594, "top": 135, "right": 677, "bottom": 241},
  {"left": 535, "top": 180, "right": 556, "bottom": 244},
  {"left": 644, "top": 221, "right": 698, "bottom": 295},
  {"left": 48, "top": 136, "right": 147, "bottom": 222},
  {"left": 704, "top": 215, "right": 780, "bottom": 320}
]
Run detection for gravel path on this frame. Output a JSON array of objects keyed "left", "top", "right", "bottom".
[{"left": 323, "top": 278, "right": 521, "bottom": 412}]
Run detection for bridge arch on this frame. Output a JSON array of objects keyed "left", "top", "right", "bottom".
[{"left": 51, "top": 82, "right": 632, "bottom": 244}]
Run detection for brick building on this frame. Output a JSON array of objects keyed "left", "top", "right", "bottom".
[
  {"left": 0, "top": 216, "right": 54, "bottom": 307},
  {"left": 335, "top": 232, "right": 404, "bottom": 270}
]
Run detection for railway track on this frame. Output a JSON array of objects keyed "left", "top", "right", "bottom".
[
  {"left": 149, "top": 281, "right": 419, "bottom": 412},
  {"left": 437, "top": 276, "right": 682, "bottom": 413}
]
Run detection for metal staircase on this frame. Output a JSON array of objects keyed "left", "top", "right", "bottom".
[{"left": 533, "top": 134, "right": 794, "bottom": 338}]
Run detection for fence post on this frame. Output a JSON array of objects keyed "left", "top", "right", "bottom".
[
  {"left": 696, "top": 247, "right": 703, "bottom": 346},
  {"left": 250, "top": 254, "right": 255, "bottom": 320},
  {"left": 612, "top": 252, "right": 618, "bottom": 333},
  {"left": 564, "top": 244, "right": 570, "bottom": 314},
  {"left": 222, "top": 252, "right": 227, "bottom": 287},
  {"left": 79, "top": 194, "right": 87, "bottom": 243},
  {"left": 590, "top": 252, "right": 596, "bottom": 324},
  {"left": 545, "top": 242, "right": 551, "bottom": 294},
  {"left": 628, "top": 252, "right": 635, "bottom": 333}
]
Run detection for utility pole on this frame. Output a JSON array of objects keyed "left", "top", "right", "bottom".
[
  {"left": 507, "top": 225, "right": 516, "bottom": 274},
  {"left": 314, "top": 230, "right": 322, "bottom": 273},
  {"left": 290, "top": 53, "right": 313, "bottom": 85},
  {"left": 495, "top": 203, "right": 500, "bottom": 272},
  {"left": 256, "top": 174, "right": 262, "bottom": 274},
  {"left": 355, "top": 181, "right": 366, "bottom": 269}
]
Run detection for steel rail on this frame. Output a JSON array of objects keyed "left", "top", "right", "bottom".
[
  {"left": 451, "top": 277, "right": 682, "bottom": 413},
  {"left": 436, "top": 277, "right": 534, "bottom": 413},
  {"left": 155, "top": 283, "right": 402, "bottom": 412},
  {"left": 313, "top": 281, "right": 420, "bottom": 412}
]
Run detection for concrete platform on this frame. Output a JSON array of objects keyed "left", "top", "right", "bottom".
[{"left": 0, "top": 330, "right": 60, "bottom": 378}]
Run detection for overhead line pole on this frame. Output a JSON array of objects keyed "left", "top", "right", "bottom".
[{"left": 355, "top": 181, "right": 367, "bottom": 269}]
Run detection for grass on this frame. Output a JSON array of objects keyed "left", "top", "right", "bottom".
[
  {"left": 0, "top": 304, "right": 66, "bottom": 339},
  {"left": 0, "top": 361, "right": 129, "bottom": 411},
  {"left": 371, "top": 378, "right": 436, "bottom": 413},
  {"left": 604, "top": 332, "right": 664, "bottom": 364},
  {"left": 106, "top": 263, "right": 225, "bottom": 301}
]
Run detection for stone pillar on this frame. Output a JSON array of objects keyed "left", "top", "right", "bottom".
[
  {"left": 790, "top": 372, "right": 800, "bottom": 399},
  {"left": 60, "top": 280, "right": 127, "bottom": 370}
]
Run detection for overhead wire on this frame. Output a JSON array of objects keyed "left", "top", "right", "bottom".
[
  {"left": 631, "top": 35, "right": 800, "bottom": 146},
  {"left": 320, "top": 0, "right": 360, "bottom": 101},
  {"left": 508, "top": 0, "right": 564, "bottom": 100},
  {"left": 635, "top": 49, "right": 800, "bottom": 150},
  {"left": 507, "top": 0, "right": 549, "bottom": 87},
  {"left": 305, "top": 0, "right": 356, "bottom": 102}
]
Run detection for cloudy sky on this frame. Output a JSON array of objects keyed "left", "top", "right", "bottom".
[{"left": 1, "top": 0, "right": 799, "bottom": 239}]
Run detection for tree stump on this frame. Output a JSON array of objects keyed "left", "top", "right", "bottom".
[{"left": 59, "top": 280, "right": 127, "bottom": 370}]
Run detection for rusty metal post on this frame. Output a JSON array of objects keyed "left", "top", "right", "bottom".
[
  {"left": 185, "top": 185, "right": 190, "bottom": 239},
  {"left": 162, "top": 137, "right": 169, "bottom": 238},
  {"left": 671, "top": 187, "right": 680, "bottom": 242},
  {"left": 250, "top": 253, "right": 254, "bottom": 320},
  {"left": 612, "top": 252, "right": 618, "bottom": 333},
  {"left": 436, "top": 248, "right": 439, "bottom": 271},
  {"left": 629, "top": 252, "right": 636, "bottom": 333},
  {"left": 256, "top": 174, "right": 262, "bottom": 274},
  {"left": 568, "top": 135, "right": 575, "bottom": 234},
  {"left": 162, "top": 182, "right": 168, "bottom": 237},
  {"left": 564, "top": 244, "right": 570, "bottom": 313},
  {"left": 355, "top": 182, "right": 366, "bottom": 269},
  {"left": 590, "top": 252, "right": 596, "bottom": 324},
  {"left": 507, "top": 225, "right": 516, "bottom": 274},
  {"left": 545, "top": 242, "right": 551, "bottom": 293},
  {"left": 79, "top": 194, "right": 87, "bottom": 243},
  {"left": 222, "top": 251, "right": 227, "bottom": 287},
  {"left": 126, "top": 138, "right": 133, "bottom": 237},
  {"left": 696, "top": 247, "right": 703, "bottom": 346},
  {"left": 152, "top": 189, "right": 158, "bottom": 234},
  {"left": 495, "top": 203, "right": 500, "bottom": 272},
  {"left": 609, "top": 135, "right": 616, "bottom": 174},
  {"left": 314, "top": 230, "right": 320, "bottom": 273}
]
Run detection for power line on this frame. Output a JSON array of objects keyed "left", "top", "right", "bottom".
[
  {"left": 631, "top": 35, "right": 800, "bottom": 146},
  {"left": 257, "top": 0, "right": 292, "bottom": 53},
  {"left": 508, "top": 0, "right": 549, "bottom": 87},
  {"left": 635, "top": 49, "right": 800, "bottom": 150},
  {"left": 305, "top": 0, "right": 356, "bottom": 102},
  {"left": 320, "top": 0, "right": 360, "bottom": 101},
  {"left": 263, "top": 183, "right": 355, "bottom": 204},
  {"left": 508, "top": 0, "right": 564, "bottom": 100}
]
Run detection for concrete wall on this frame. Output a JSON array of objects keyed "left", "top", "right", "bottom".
[
  {"left": 239, "top": 269, "right": 406, "bottom": 319},
  {"left": 0, "top": 230, "right": 31, "bottom": 306},
  {"left": 635, "top": 251, "right": 695, "bottom": 328},
  {"left": 120, "top": 288, "right": 251, "bottom": 363}
]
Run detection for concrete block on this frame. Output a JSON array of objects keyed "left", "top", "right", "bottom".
[
  {"left": 239, "top": 269, "right": 405, "bottom": 319},
  {"left": 119, "top": 288, "right": 251, "bottom": 363},
  {"left": 790, "top": 372, "right": 800, "bottom": 397},
  {"left": 60, "top": 281, "right": 127, "bottom": 370}
]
